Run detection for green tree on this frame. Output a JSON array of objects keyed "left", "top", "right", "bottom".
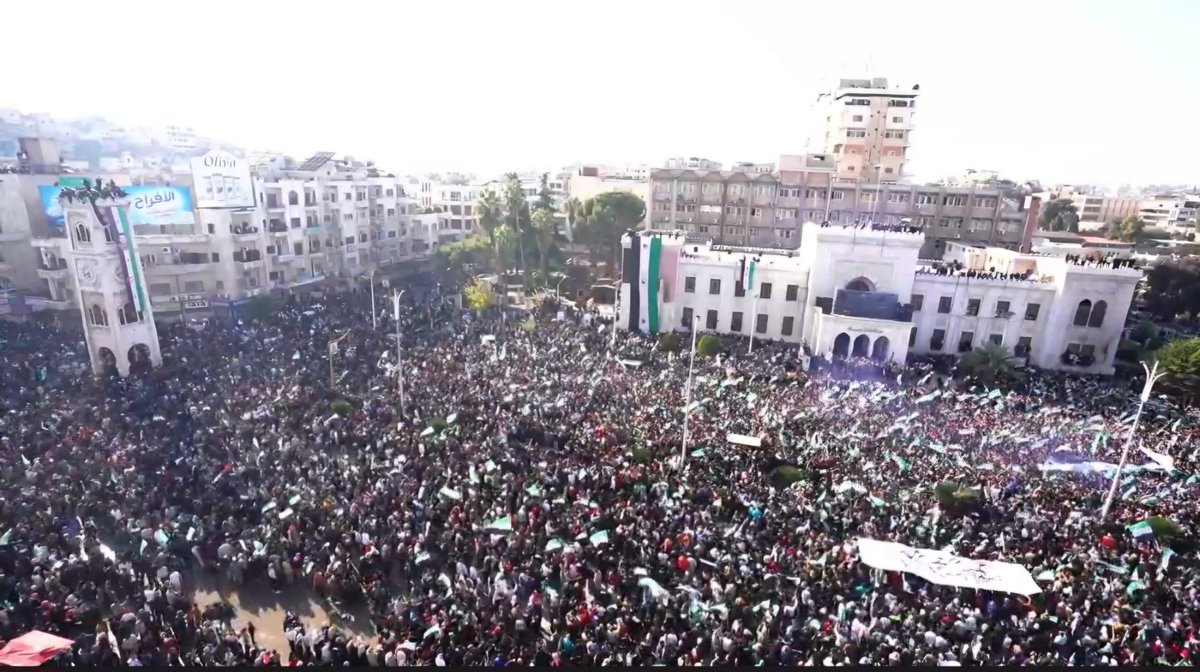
[
  {"left": 1104, "top": 215, "right": 1145, "bottom": 242},
  {"left": 463, "top": 277, "right": 495, "bottom": 311},
  {"left": 476, "top": 188, "right": 503, "bottom": 247},
  {"left": 1153, "top": 337, "right": 1200, "bottom": 402},
  {"left": 577, "top": 192, "right": 646, "bottom": 276},
  {"left": 562, "top": 197, "right": 583, "bottom": 241},
  {"left": 659, "top": 332, "right": 680, "bottom": 352},
  {"left": 494, "top": 223, "right": 520, "bottom": 278},
  {"left": 957, "top": 342, "right": 1020, "bottom": 386},
  {"left": 535, "top": 172, "right": 555, "bottom": 213},
  {"left": 503, "top": 174, "right": 530, "bottom": 290},
  {"left": 530, "top": 209, "right": 558, "bottom": 280},
  {"left": 1144, "top": 258, "right": 1200, "bottom": 320},
  {"left": 1040, "top": 198, "right": 1080, "bottom": 233},
  {"left": 436, "top": 234, "right": 494, "bottom": 282},
  {"left": 242, "top": 295, "right": 278, "bottom": 321},
  {"left": 697, "top": 334, "right": 722, "bottom": 358}
]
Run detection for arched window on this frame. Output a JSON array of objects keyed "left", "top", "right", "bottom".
[
  {"left": 288, "top": 191, "right": 299, "bottom": 206},
  {"left": 118, "top": 303, "right": 140, "bottom": 325},
  {"left": 1088, "top": 300, "right": 1107, "bottom": 328},
  {"left": 845, "top": 277, "right": 874, "bottom": 292},
  {"left": 102, "top": 225, "right": 113, "bottom": 243},
  {"left": 1073, "top": 299, "right": 1092, "bottom": 327},
  {"left": 75, "top": 224, "right": 91, "bottom": 243},
  {"left": 88, "top": 304, "right": 107, "bottom": 326}
]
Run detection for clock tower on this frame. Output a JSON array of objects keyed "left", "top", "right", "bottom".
[{"left": 61, "top": 180, "right": 162, "bottom": 376}]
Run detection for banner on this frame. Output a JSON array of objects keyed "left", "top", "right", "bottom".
[
  {"left": 856, "top": 538, "right": 1041, "bottom": 595},
  {"left": 189, "top": 150, "right": 255, "bottom": 209},
  {"left": 39, "top": 184, "right": 195, "bottom": 228}
]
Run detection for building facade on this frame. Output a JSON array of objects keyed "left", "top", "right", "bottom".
[
  {"left": 816, "top": 78, "right": 919, "bottom": 182},
  {"left": 618, "top": 223, "right": 1140, "bottom": 375},
  {"left": 1139, "top": 195, "right": 1199, "bottom": 233},
  {"left": 12, "top": 150, "right": 430, "bottom": 319},
  {"left": 648, "top": 155, "right": 1038, "bottom": 257}
]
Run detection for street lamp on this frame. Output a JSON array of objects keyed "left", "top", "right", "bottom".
[
  {"left": 679, "top": 313, "right": 702, "bottom": 469},
  {"left": 368, "top": 269, "right": 378, "bottom": 330},
  {"left": 1100, "top": 359, "right": 1167, "bottom": 522},
  {"left": 555, "top": 275, "right": 568, "bottom": 301}
]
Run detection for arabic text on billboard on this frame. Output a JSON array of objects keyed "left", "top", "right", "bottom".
[
  {"left": 190, "top": 150, "right": 255, "bottom": 209},
  {"left": 38, "top": 185, "right": 195, "bottom": 228}
]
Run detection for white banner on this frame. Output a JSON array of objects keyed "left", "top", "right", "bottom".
[{"left": 856, "top": 538, "right": 1041, "bottom": 596}]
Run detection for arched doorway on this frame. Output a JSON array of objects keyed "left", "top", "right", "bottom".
[
  {"left": 128, "top": 343, "right": 153, "bottom": 376},
  {"left": 845, "top": 277, "right": 874, "bottom": 292},
  {"left": 871, "top": 336, "right": 890, "bottom": 362},
  {"left": 832, "top": 332, "right": 850, "bottom": 358},
  {"left": 852, "top": 334, "right": 870, "bottom": 358},
  {"left": 97, "top": 347, "right": 118, "bottom": 376}
]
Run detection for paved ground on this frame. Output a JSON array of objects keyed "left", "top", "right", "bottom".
[{"left": 188, "top": 572, "right": 371, "bottom": 654}]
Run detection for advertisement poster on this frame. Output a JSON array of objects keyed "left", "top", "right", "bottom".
[
  {"left": 189, "top": 150, "right": 255, "bottom": 209},
  {"left": 39, "top": 184, "right": 195, "bottom": 228}
]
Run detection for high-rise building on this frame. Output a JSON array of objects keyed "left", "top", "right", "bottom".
[{"left": 815, "top": 77, "right": 919, "bottom": 183}]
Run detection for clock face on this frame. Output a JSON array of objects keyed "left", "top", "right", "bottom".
[{"left": 75, "top": 260, "right": 98, "bottom": 288}]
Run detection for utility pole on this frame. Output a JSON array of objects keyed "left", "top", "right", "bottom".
[
  {"left": 328, "top": 330, "right": 351, "bottom": 390},
  {"left": 392, "top": 290, "right": 407, "bottom": 415},
  {"left": 1101, "top": 360, "right": 1167, "bottom": 522}
]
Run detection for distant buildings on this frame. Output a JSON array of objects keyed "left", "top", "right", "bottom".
[{"left": 815, "top": 77, "right": 919, "bottom": 182}]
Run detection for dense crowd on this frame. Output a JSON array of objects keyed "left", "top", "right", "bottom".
[{"left": 0, "top": 279, "right": 1197, "bottom": 666}]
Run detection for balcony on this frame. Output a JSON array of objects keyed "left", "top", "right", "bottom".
[
  {"left": 234, "top": 250, "right": 265, "bottom": 270},
  {"left": 699, "top": 212, "right": 722, "bottom": 225},
  {"left": 148, "top": 261, "right": 213, "bottom": 276},
  {"left": 265, "top": 202, "right": 284, "bottom": 212},
  {"left": 0, "top": 230, "right": 28, "bottom": 243},
  {"left": 821, "top": 289, "right": 914, "bottom": 322},
  {"left": 36, "top": 259, "right": 69, "bottom": 280}
]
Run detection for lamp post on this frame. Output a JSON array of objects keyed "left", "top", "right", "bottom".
[
  {"left": 1100, "top": 360, "right": 1167, "bottom": 522},
  {"left": 391, "top": 290, "right": 407, "bottom": 415},
  {"left": 327, "top": 330, "right": 351, "bottom": 390},
  {"left": 555, "top": 275, "right": 568, "bottom": 301},
  {"left": 679, "top": 314, "right": 702, "bottom": 469}
]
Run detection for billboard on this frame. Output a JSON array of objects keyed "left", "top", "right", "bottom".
[
  {"left": 38, "top": 184, "right": 195, "bottom": 228},
  {"left": 189, "top": 150, "right": 255, "bottom": 209}
]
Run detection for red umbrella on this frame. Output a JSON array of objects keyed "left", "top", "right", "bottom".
[{"left": 0, "top": 630, "right": 74, "bottom": 667}]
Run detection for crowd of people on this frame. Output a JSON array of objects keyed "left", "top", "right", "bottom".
[{"left": 0, "top": 276, "right": 1197, "bottom": 666}]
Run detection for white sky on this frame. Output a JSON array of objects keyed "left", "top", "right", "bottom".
[{"left": 4, "top": 0, "right": 1197, "bottom": 186}]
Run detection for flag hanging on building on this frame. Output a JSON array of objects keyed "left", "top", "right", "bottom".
[{"left": 739, "top": 256, "right": 757, "bottom": 293}]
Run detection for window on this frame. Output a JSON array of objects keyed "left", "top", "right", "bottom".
[
  {"left": 118, "top": 303, "right": 140, "bottom": 325},
  {"left": 293, "top": 242, "right": 303, "bottom": 256},
  {"left": 782, "top": 316, "right": 794, "bottom": 336},
  {"left": 149, "top": 282, "right": 171, "bottom": 297},
  {"left": 755, "top": 314, "right": 768, "bottom": 334},
  {"left": 888, "top": 100, "right": 911, "bottom": 108},
  {"left": 888, "top": 192, "right": 909, "bottom": 203},
  {"left": 931, "top": 328, "right": 946, "bottom": 351},
  {"left": 750, "top": 207, "right": 763, "bottom": 217},
  {"left": 785, "top": 284, "right": 799, "bottom": 301},
  {"left": 830, "top": 190, "right": 846, "bottom": 200},
  {"left": 343, "top": 193, "right": 351, "bottom": 201},
  {"left": 685, "top": 276, "right": 696, "bottom": 293},
  {"left": 851, "top": 115, "right": 864, "bottom": 122},
  {"left": 958, "top": 331, "right": 975, "bottom": 352},
  {"left": 759, "top": 282, "right": 772, "bottom": 299},
  {"left": 387, "top": 208, "right": 395, "bottom": 216},
  {"left": 211, "top": 252, "right": 220, "bottom": 262},
  {"left": 1025, "top": 303, "right": 1040, "bottom": 321},
  {"left": 891, "top": 116, "right": 904, "bottom": 123},
  {"left": 709, "top": 278, "right": 721, "bottom": 295},
  {"left": 682, "top": 307, "right": 693, "bottom": 327},
  {"left": 344, "top": 236, "right": 355, "bottom": 246},
  {"left": 911, "top": 294, "right": 924, "bottom": 311},
  {"left": 966, "top": 298, "right": 980, "bottom": 316},
  {"left": 75, "top": 224, "right": 91, "bottom": 243},
  {"left": 1068, "top": 343, "right": 1097, "bottom": 358},
  {"left": 88, "top": 304, "right": 107, "bottom": 326},
  {"left": 988, "top": 334, "right": 1003, "bottom": 346},
  {"left": 706, "top": 309, "right": 718, "bottom": 330},
  {"left": 995, "top": 300, "right": 1010, "bottom": 317},
  {"left": 734, "top": 281, "right": 746, "bottom": 298},
  {"left": 290, "top": 217, "right": 301, "bottom": 229},
  {"left": 917, "top": 193, "right": 939, "bottom": 205},
  {"left": 731, "top": 312, "right": 744, "bottom": 332},
  {"left": 1073, "top": 299, "right": 1092, "bottom": 327},
  {"left": 1087, "top": 300, "right": 1107, "bottom": 328},
  {"left": 183, "top": 280, "right": 204, "bottom": 293},
  {"left": 909, "top": 327, "right": 918, "bottom": 347},
  {"left": 937, "top": 296, "right": 952, "bottom": 314},
  {"left": 883, "top": 130, "right": 905, "bottom": 139},
  {"left": 288, "top": 191, "right": 299, "bottom": 206},
  {"left": 846, "top": 129, "right": 867, "bottom": 138},
  {"left": 805, "top": 188, "right": 824, "bottom": 199},
  {"left": 1016, "top": 336, "right": 1032, "bottom": 356},
  {"left": 343, "top": 214, "right": 353, "bottom": 222}
]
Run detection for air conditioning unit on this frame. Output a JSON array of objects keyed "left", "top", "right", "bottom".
[{"left": 161, "top": 246, "right": 172, "bottom": 254}]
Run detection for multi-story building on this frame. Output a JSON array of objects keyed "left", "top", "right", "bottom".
[
  {"left": 404, "top": 174, "right": 488, "bottom": 245},
  {"left": 618, "top": 224, "right": 1140, "bottom": 375},
  {"left": 648, "top": 154, "right": 1039, "bottom": 258},
  {"left": 1037, "top": 186, "right": 1140, "bottom": 229},
  {"left": 664, "top": 157, "right": 723, "bottom": 171},
  {"left": 1139, "top": 195, "right": 1199, "bottom": 232},
  {"left": 5, "top": 142, "right": 429, "bottom": 320},
  {"left": 816, "top": 77, "right": 919, "bottom": 182}
]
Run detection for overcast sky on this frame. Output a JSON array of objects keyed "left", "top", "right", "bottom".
[{"left": 4, "top": 0, "right": 1197, "bottom": 186}]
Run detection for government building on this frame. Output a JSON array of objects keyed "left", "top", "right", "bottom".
[{"left": 618, "top": 222, "right": 1141, "bottom": 374}]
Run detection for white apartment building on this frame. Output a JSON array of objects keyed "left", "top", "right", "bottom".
[
  {"left": 404, "top": 175, "right": 488, "bottom": 245},
  {"left": 618, "top": 224, "right": 1140, "bottom": 375},
  {"left": 664, "top": 157, "right": 723, "bottom": 171},
  {"left": 13, "top": 150, "right": 428, "bottom": 319},
  {"left": 1139, "top": 195, "right": 1199, "bottom": 232},
  {"left": 816, "top": 77, "right": 919, "bottom": 182}
]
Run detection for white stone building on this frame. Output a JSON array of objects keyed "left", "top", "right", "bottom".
[{"left": 618, "top": 222, "right": 1140, "bottom": 375}]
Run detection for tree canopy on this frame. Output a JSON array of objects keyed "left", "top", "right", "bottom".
[
  {"left": 575, "top": 192, "right": 645, "bottom": 274},
  {"left": 1040, "top": 199, "right": 1080, "bottom": 233},
  {"left": 463, "top": 277, "right": 495, "bottom": 311},
  {"left": 957, "top": 342, "right": 1020, "bottom": 386},
  {"left": 1153, "top": 337, "right": 1200, "bottom": 403},
  {"left": 1144, "top": 258, "right": 1200, "bottom": 321},
  {"left": 1103, "top": 215, "right": 1145, "bottom": 242}
]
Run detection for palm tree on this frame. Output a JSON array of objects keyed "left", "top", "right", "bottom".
[
  {"left": 503, "top": 173, "right": 529, "bottom": 290},
  {"left": 535, "top": 172, "right": 554, "bottom": 213},
  {"left": 562, "top": 197, "right": 582, "bottom": 243},
  {"left": 476, "top": 188, "right": 502, "bottom": 248},
  {"left": 531, "top": 208, "right": 557, "bottom": 281},
  {"left": 957, "top": 342, "right": 1019, "bottom": 386}
]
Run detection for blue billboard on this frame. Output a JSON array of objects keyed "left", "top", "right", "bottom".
[{"left": 39, "top": 184, "right": 195, "bottom": 229}]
